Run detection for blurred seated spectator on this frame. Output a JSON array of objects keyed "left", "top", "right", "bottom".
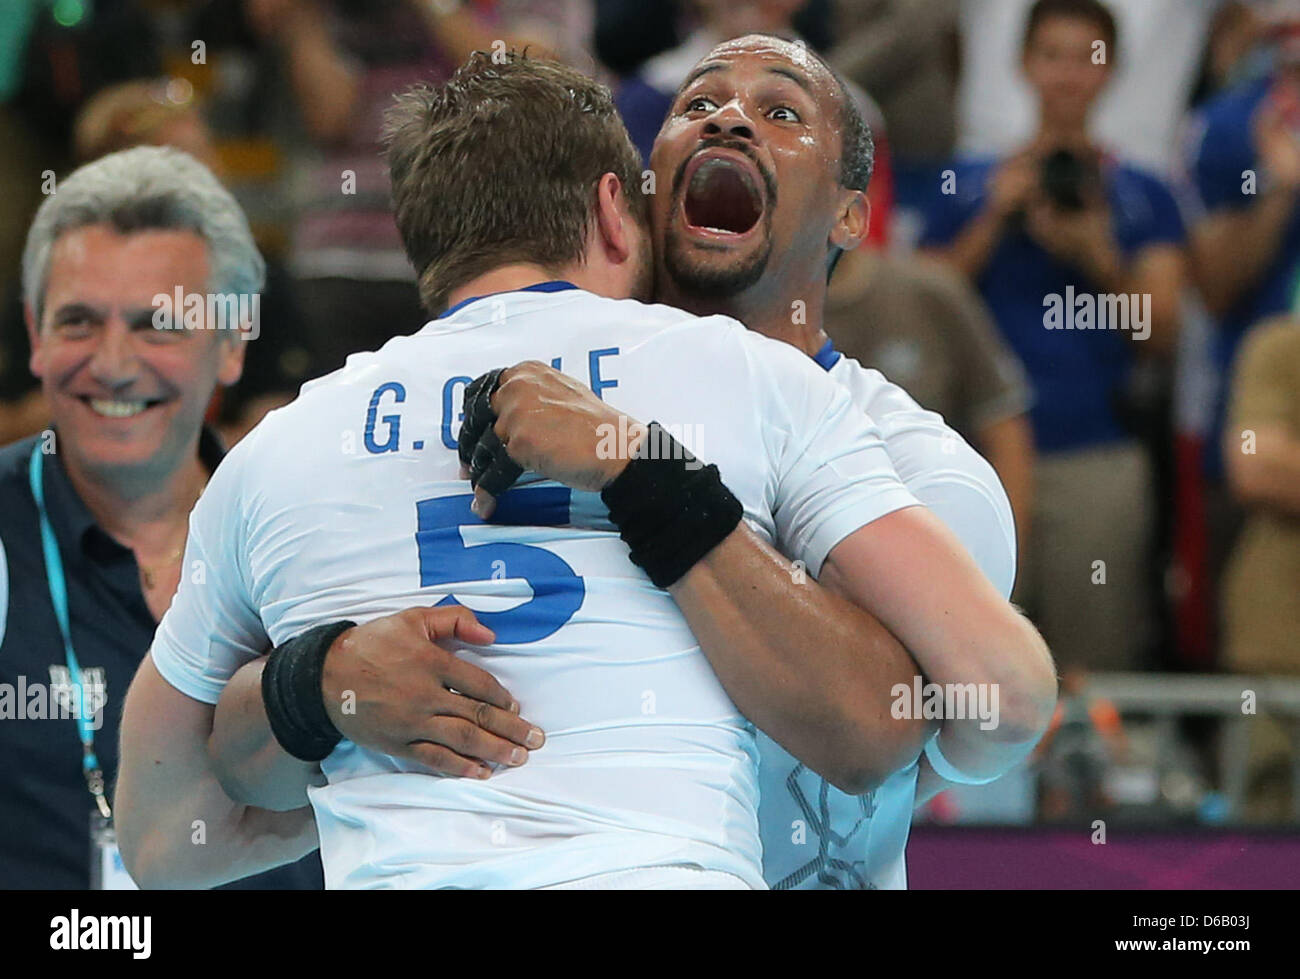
[
  {"left": 922, "top": 0, "right": 1187, "bottom": 670},
  {"left": 495, "top": 0, "right": 596, "bottom": 67},
  {"left": 1189, "top": 0, "right": 1269, "bottom": 108},
  {"left": 5, "top": 0, "right": 163, "bottom": 161},
  {"left": 73, "top": 76, "right": 222, "bottom": 170},
  {"left": 829, "top": 0, "right": 961, "bottom": 247},
  {"left": 825, "top": 245, "right": 1036, "bottom": 568},
  {"left": 245, "top": 0, "right": 563, "bottom": 363},
  {"left": 1222, "top": 314, "right": 1300, "bottom": 819},
  {"left": 245, "top": 0, "right": 450, "bottom": 366},
  {"left": 1222, "top": 315, "right": 1300, "bottom": 674},
  {"left": 1166, "top": 3, "right": 1268, "bottom": 670},
  {"left": 1186, "top": 8, "right": 1300, "bottom": 606},
  {"left": 0, "top": 0, "right": 165, "bottom": 314}
]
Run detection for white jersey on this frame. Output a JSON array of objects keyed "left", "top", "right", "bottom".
[
  {"left": 150, "top": 284, "right": 921, "bottom": 890},
  {"left": 757, "top": 348, "right": 1016, "bottom": 890}
]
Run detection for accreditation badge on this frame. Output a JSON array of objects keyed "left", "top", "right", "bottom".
[{"left": 90, "top": 813, "right": 139, "bottom": 890}]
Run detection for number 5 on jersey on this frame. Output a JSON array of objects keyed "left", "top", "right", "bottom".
[{"left": 415, "top": 486, "right": 585, "bottom": 644}]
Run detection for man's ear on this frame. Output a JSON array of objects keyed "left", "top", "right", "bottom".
[
  {"left": 25, "top": 303, "right": 45, "bottom": 378},
  {"left": 594, "top": 172, "right": 633, "bottom": 264},
  {"left": 217, "top": 333, "right": 247, "bottom": 387},
  {"left": 829, "top": 190, "right": 870, "bottom": 253}
]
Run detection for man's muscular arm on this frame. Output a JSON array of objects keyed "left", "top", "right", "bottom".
[
  {"left": 465, "top": 362, "right": 938, "bottom": 794},
  {"left": 818, "top": 505, "right": 1056, "bottom": 782},
  {"left": 667, "top": 523, "right": 935, "bottom": 793},
  {"left": 115, "top": 655, "right": 319, "bottom": 888}
]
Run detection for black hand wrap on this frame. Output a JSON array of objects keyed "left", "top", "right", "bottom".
[
  {"left": 600, "top": 422, "right": 744, "bottom": 588},
  {"left": 459, "top": 367, "right": 525, "bottom": 499},
  {"left": 261, "top": 619, "right": 356, "bottom": 762}
]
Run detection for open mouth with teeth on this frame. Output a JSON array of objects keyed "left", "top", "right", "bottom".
[
  {"left": 78, "top": 396, "right": 165, "bottom": 419},
  {"left": 683, "top": 156, "right": 764, "bottom": 237}
]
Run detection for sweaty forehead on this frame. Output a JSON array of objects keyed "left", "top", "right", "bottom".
[{"left": 684, "top": 36, "right": 839, "bottom": 105}]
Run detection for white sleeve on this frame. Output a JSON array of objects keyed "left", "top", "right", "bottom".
[
  {"left": 741, "top": 334, "right": 921, "bottom": 577},
  {"left": 902, "top": 464, "right": 1017, "bottom": 600},
  {"left": 833, "top": 362, "right": 1018, "bottom": 598},
  {"left": 149, "top": 444, "right": 268, "bottom": 705}
]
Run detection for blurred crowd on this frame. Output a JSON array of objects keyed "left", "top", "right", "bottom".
[{"left": 0, "top": 0, "right": 1298, "bottom": 826}]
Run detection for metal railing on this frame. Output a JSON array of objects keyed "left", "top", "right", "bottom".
[{"left": 1082, "top": 673, "right": 1300, "bottom": 822}]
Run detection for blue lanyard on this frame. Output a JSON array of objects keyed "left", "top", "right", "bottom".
[{"left": 28, "top": 443, "right": 111, "bottom": 819}]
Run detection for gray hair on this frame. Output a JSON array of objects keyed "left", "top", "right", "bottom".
[{"left": 21, "top": 145, "right": 265, "bottom": 324}]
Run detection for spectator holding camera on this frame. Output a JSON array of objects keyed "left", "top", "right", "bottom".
[{"left": 922, "top": 0, "right": 1186, "bottom": 671}]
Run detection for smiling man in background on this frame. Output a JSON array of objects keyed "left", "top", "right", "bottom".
[{"left": 0, "top": 145, "right": 321, "bottom": 889}]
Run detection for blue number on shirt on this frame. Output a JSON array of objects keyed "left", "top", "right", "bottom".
[{"left": 415, "top": 486, "right": 584, "bottom": 644}]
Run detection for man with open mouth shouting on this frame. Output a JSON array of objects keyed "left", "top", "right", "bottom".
[{"left": 468, "top": 34, "right": 1031, "bottom": 889}]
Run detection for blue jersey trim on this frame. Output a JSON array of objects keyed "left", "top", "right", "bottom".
[
  {"left": 438, "top": 280, "right": 579, "bottom": 319},
  {"left": 812, "top": 337, "right": 842, "bottom": 371}
]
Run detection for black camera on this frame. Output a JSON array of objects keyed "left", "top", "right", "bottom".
[{"left": 1040, "top": 148, "right": 1100, "bottom": 212}]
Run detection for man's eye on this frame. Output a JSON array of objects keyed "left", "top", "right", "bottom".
[
  {"left": 686, "top": 96, "right": 718, "bottom": 113},
  {"left": 136, "top": 316, "right": 186, "bottom": 342},
  {"left": 769, "top": 105, "right": 800, "bottom": 122},
  {"left": 56, "top": 321, "right": 93, "bottom": 339}
]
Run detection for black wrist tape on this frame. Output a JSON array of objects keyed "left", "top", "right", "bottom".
[
  {"left": 261, "top": 620, "right": 356, "bottom": 762},
  {"left": 600, "top": 421, "right": 743, "bottom": 588}
]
